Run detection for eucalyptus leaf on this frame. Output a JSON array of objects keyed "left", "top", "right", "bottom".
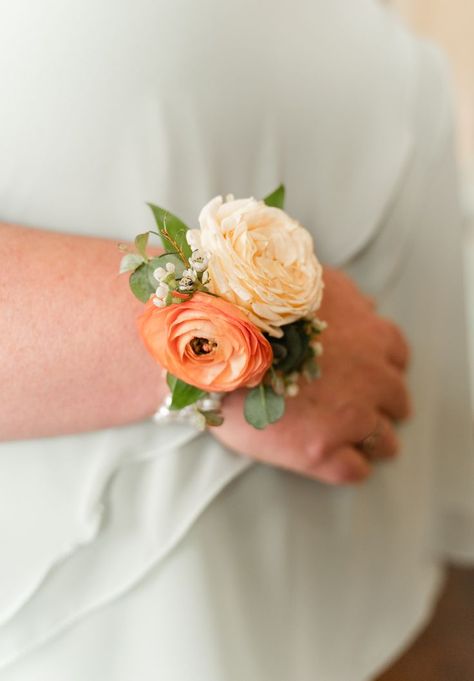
[
  {"left": 134, "top": 232, "right": 150, "bottom": 259},
  {"left": 147, "top": 203, "right": 192, "bottom": 264},
  {"left": 119, "top": 253, "right": 145, "bottom": 274},
  {"left": 263, "top": 184, "right": 285, "bottom": 209},
  {"left": 149, "top": 253, "right": 185, "bottom": 279},
  {"left": 129, "top": 263, "right": 156, "bottom": 303},
  {"left": 169, "top": 378, "right": 206, "bottom": 410},
  {"left": 244, "top": 384, "right": 285, "bottom": 429},
  {"left": 131, "top": 255, "right": 183, "bottom": 293}
]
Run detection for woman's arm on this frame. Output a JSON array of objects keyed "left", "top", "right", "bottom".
[
  {"left": 0, "top": 224, "right": 411, "bottom": 488},
  {"left": 0, "top": 223, "right": 167, "bottom": 441}
]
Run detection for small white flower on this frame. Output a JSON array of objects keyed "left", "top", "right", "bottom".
[
  {"left": 286, "top": 383, "right": 299, "bottom": 397},
  {"left": 272, "top": 374, "right": 285, "bottom": 396},
  {"left": 182, "top": 268, "right": 197, "bottom": 281},
  {"left": 312, "top": 318, "right": 328, "bottom": 332},
  {"left": 202, "top": 270, "right": 210, "bottom": 284},
  {"left": 225, "top": 193, "right": 235, "bottom": 202},
  {"left": 186, "top": 229, "right": 202, "bottom": 252},
  {"left": 153, "top": 296, "right": 166, "bottom": 307},
  {"left": 155, "top": 283, "right": 169, "bottom": 299},
  {"left": 310, "top": 341, "right": 323, "bottom": 356},
  {"left": 178, "top": 269, "right": 197, "bottom": 292},
  {"left": 153, "top": 266, "right": 166, "bottom": 281},
  {"left": 165, "top": 262, "right": 176, "bottom": 273},
  {"left": 189, "top": 249, "right": 209, "bottom": 273},
  {"left": 178, "top": 278, "right": 195, "bottom": 292}
]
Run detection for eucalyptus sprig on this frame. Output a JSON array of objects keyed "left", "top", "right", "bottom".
[{"left": 119, "top": 202, "right": 195, "bottom": 303}]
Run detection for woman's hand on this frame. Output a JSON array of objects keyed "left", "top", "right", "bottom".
[{"left": 212, "top": 267, "right": 411, "bottom": 485}]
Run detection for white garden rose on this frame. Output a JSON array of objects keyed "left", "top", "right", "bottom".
[{"left": 189, "top": 195, "right": 324, "bottom": 337}]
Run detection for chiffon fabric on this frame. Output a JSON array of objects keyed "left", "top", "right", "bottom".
[{"left": 0, "top": 1, "right": 473, "bottom": 679}]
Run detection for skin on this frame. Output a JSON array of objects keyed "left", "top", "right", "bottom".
[
  {"left": 0, "top": 223, "right": 168, "bottom": 440},
  {"left": 0, "top": 223, "right": 411, "bottom": 486},
  {"left": 213, "top": 268, "right": 411, "bottom": 484}
]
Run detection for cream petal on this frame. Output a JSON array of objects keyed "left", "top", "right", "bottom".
[{"left": 198, "top": 194, "right": 324, "bottom": 334}]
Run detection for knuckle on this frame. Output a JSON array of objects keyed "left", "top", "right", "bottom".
[
  {"left": 337, "top": 402, "right": 363, "bottom": 424},
  {"left": 304, "top": 440, "right": 329, "bottom": 468},
  {"left": 337, "top": 402, "right": 372, "bottom": 431}
]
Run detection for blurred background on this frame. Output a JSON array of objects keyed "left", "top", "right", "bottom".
[
  {"left": 391, "top": 0, "right": 474, "bottom": 400},
  {"left": 378, "top": 4, "right": 474, "bottom": 679}
]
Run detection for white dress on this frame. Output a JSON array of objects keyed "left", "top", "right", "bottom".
[{"left": 0, "top": 1, "right": 473, "bottom": 679}]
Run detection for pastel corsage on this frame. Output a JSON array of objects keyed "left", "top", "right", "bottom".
[{"left": 120, "top": 185, "right": 326, "bottom": 429}]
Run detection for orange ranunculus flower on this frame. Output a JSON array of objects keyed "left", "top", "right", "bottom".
[{"left": 138, "top": 292, "right": 273, "bottom": 392}]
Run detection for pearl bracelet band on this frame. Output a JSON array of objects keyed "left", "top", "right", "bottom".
[{"left": 153, "top": 392, "right": 224, "bottom": 430}]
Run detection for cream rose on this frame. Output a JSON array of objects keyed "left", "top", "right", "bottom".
[{"left": 189, "top": 196, "right": 324, "bottom": 337}]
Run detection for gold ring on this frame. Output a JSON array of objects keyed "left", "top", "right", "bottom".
[{"left": 360, "top": 421, "right": 381, "bottom": 459}]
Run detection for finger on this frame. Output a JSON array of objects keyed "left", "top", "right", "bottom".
[
  {"left": 382, "top": 319, "right": 411, "bottom": 370},
  {"left": 373, "top": 364, "right": 412, "bottom": 421},
  {"left": 303, "top": 402, "right": 375, "bottom": 457},
  {"left": 298, "top": 403, "right": 376, "bottom": 481},
  {"left": 309, "top": 446, "right": 372, "bottom": 485},
  {"left": 358, "top": 414, "right": 400, "bottom": 461}
]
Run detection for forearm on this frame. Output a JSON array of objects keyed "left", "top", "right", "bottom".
[{"left": 0, "top": 223, "right": 166, "bottom": 441}]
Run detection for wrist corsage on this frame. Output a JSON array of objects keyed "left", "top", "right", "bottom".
[{"left": 119, "top": 185, "right": 326, "bottom": 429}]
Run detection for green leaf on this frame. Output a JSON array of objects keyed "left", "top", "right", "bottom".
[
  {"left": 271, "top": 320, "right": 310, "bottom": 373},
  {"left": 129, "top": 263, "right": 156, "bottom": 303},
  {"left": 129, "top": 252, "right": 189, "bottom": 305},
  {"left": 270, "top": 342, "right": 287, "bottom": 363},
  {"left": 263, "top": 184, "right": 285, "bottom": 209},
  {"left": 128, "top": 256, "right": 184, "bottom": 301},
  {"left": 119, "top": 253, "right": 145, "bottom": 274},
  {"left": 244, "top": 384, "right": 285, "bottom": 429},
  {"left": 147, "top": 203, "right": 192, "bottom": 264},
  {"left": 149, "top": 253, "right": 185, "bottom": 279},
  {"left": 279, "top": 324, "right": 303, "bottom": 372},
  {"left": 166, "top": 373, "right": 177, "bottom": 391},
  {"left": 134, "top": 232, "right": 150, "bottom": 259},
  {"left": 169, "top": 378, "right": 206, "bottom": 410}
]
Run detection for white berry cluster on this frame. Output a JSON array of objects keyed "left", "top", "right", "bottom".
[
  {"left": 309, "top": 318, "right": 327, "bottom": 357},
  {"left": 271, "top": 370, "right": 301, "bottom": 398},
  {"left": 178, "top": 249, "right": 210, "bottom": 292},
  {"left": 152, "top": 261, "right": 178, "bottom": 307},
  {"left": 152, "top": 246, "right": 210, "bottom": 308}
]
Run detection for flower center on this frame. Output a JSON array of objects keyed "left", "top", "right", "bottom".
[{"left": 190, "top": 337, "right": 217, "bottom": 355}]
